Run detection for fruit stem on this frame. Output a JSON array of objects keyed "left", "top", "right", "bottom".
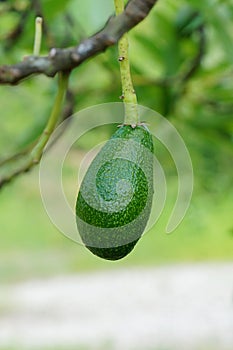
[
  {"left": 33, "top": 17, "right": 43, "bottom": 56},
  {"left": 31, "top": 71, "right": 69, "bottom": 163},
  {"left": 0, "top": 71, "right": 69, "bottom": 189},
  {"left": 114, "top": 0, "right": 139, "bottom": 125}
]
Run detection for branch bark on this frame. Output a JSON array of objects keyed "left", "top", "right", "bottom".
[{"left": 0, "top": 0, "right": 158, "bottom": 85}]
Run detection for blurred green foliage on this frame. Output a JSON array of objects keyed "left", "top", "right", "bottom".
[{"left": 0, "top": 0, "right": 232, "bottom": 281}]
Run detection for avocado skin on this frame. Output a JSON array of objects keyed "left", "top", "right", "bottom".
[
  {"left": 76, "top": 125, "right": 154, "bottom": 260},
  {"left": 85, "top": 240, "right": 139, "bottom": 261}
]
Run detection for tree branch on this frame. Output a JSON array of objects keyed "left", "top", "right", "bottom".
[
  {"left": 0, "top": 0, "right": 159, "bottom": 189},
  {"left": 0, "top": 0, "right": 158, "bottom": 85}
]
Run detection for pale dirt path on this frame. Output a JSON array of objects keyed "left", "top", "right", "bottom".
[{"left": 0, "top": 262, "right": 233, "bottom": 350}]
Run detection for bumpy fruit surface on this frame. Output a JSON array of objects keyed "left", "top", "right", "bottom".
[{"left": 76, "top": 124, "right": 154, "bottom": 260}]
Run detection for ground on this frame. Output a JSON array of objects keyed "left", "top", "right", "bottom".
[{"left": 0, "top": 262, "right": 232, "bottom": 350}]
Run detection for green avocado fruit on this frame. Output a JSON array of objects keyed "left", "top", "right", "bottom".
[{"left": 75, "top": 124, "right": 154, "bottom": 260}]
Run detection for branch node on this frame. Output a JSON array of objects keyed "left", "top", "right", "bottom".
[
  {"left": 77, "top": 40, "right": 93, "bottom": 56},
  {"left": 49, "top": 48, "right": 57, "bottom": 58},
  {"left": 71, "top": 52, "right": 81, "bottom": 62},
  {"left": 105, "top": 36, "right": 117, "bottom": 45}
]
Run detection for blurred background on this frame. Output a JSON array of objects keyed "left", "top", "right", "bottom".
[{"left": 0, "top": 0, "right": 232, "bottom": 349}]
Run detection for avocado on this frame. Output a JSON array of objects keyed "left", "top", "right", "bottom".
[{"left": 75, "top": 124, "right": 154, "bottom": 260}]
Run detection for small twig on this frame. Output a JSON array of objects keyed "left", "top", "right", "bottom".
[
  {"left": 0, "top": 87, "right": 74, "bottom": 168},
  {"left": 0, "top": 71, "right": 69, "bottom": 189},
  {"left": 201, "top": 99, "right": 233, "bottom": 114},
  {"left": 43, "top": 88, "right": 75, "bottom": 152},
  {"left": 180, "top": 25, "right": 206, "bottom": 83},
  {"left": 165, "top": 23, "right": 206, "bottom": 116},
  {"left": 0, "top": 144, "right": 34, "bottom": 167},
  {"left": 33, "top": 17, "right": 43, "bottom": 56}
]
